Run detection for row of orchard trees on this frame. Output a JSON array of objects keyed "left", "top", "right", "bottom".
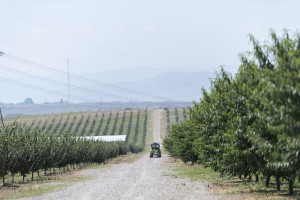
[
  {"left": 163, "top": 31, "right": 300, "bottom": 194},
  {"left": 0, "top": 121, "right": 128, "bottom": 186}
]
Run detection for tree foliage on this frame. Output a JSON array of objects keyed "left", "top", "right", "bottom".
[
  {"left": 0, "top": 121, "right": 127, "bottom": 185},
  {"left": 163, "top": 30, "right": 300, "bottom": 194}
]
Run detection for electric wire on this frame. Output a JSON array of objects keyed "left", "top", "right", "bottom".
[
  {"left": 0, "top": 76, "right": 92, "bottom": 102},
  {"left": 0, "top": 39, "right": 199, "bottom": 87},
  {"left": 0, "top": 64, "right": 145, "bottom": 102},
  {"left": 2, "top": 53, "right": 177, "bottom": 102},
  {"left": 0, "top": 8, "right": 169, "bottom": 68}
]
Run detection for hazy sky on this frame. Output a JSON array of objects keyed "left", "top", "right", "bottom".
[{"left": 0, "top": 0, "right": 299, "bottom": 103}]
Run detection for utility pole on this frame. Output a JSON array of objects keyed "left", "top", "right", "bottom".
[
  {"left": 67, "top": 58, "right": 70, "bottom": 103},
  {"left": 0, "top": 108, "right": 4, "bottom": 127}
]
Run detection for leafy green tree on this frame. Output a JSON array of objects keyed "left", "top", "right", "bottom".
[
  {"left": 0, "top": 125, "right": 10, "bottom": 185},
  {"left": 164, "top": 121, "right": 198, "bottom": 163},
  {"left": 163, "top": 30, "right": 300, "bottom": 195},
  {"left": 244, "top": 30, "right": 300, "bottom": 194}
]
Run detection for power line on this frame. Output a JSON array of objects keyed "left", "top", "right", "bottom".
[
  {"left": 0, "top": 8, "right": 207, "bottom": 90},
  {"left": 67, "top": 58, "right": 70, "bottom": 103},
  {"left": 0, "top": 8, "right": 169, "bottom": 68},
  {"left": 0, "top": 64, "right": 145, "bottom": 102},
  {"left": 0, "top": 39, "right": 200, "bottom": 87},
  {"left": 0, "top": 39, "right": 108, "bottom": 69},
  {"left": 2, "top": 53, "right": 177, "bottom": 102},
  {"left": 0, "top": 76, "right": 92, "bottom": 102}
]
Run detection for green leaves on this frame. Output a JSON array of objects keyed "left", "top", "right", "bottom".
[
  {"left": 0, "top": 121, "right": 128, "bottom": 184},
  {"left": 163, "top": 30, "right": 300, "bottom": 194}
]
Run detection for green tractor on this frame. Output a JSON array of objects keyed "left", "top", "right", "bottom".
[{"left": 150, "top": 142, "right": 161, "bottom": 158}]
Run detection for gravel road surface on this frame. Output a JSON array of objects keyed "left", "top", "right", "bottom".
[{"left": 25, "top": 110, "right": 217, "bottom": 200}]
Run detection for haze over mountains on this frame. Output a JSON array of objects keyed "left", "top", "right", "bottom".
[
  {"left": 85, "top": 67, "right": 214, "bottom": 102},
  {"left": 112, "top": 71, "right": 213, "bottom": 102},
  {"left": 1, "top": 66, "right": 214, "bottom": 104}
]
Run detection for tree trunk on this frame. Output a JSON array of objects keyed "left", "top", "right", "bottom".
[
  {"left": 265, "top": 175, "right": 271, "bottom": 187},
  {"left": 3, "top": 176, "right": 5, "bottom": 186},
  {"left": 288, "top": 179, "right": 293, "bottom": 195},
  {"left": 239, "top": 175, "right": 242, "bottom": 179},
  {"left": 44, "top": 169, "right": 46, "bottom": 176},
  {"left": 37, "top": 170, "right": 40, "bottom": 177},
  {"left": 31, "top": 171, "right": 34, "bottom": 181},
  {"left": 23, "top": 175, "right": 25, "bottom": 183},
  {"left": 12, "top": 174, "right": 14, "bottom": 184},
  {"left": 276, "top": 175, "right": 280, "bottom": 192},
  {"left": 255, "top": 174, "right": 259, "bottom": 182}
]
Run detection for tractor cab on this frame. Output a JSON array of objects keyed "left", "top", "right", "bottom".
[{"left": 150, "top": 142, "right": 161, "bottom": 158}]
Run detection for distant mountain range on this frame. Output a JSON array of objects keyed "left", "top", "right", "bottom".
[
  {"left": 58, "top": 67, "right": 215, "bottom": 102},
  {"left": 110, "top": 70, "right": 214, "bottom": 102},
  {"left": 0, "top": 66, "right": 215, "bottom": 104},
  {"left": 1, "top": 101, "right": 192, "bottom": 117}
]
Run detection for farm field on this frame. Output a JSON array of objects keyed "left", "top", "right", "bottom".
[
  {"left": 4, "top": 107, "right": 187, "bottom": 150},
  {"left": 2, "top": 108, "right": 297, "bottom": 199},
  {"left": 162, "top": 107, "right": 187, "bottom": 136},
  {"left": 0, "top": 108, "right": 188, "bottom": 199},
  {"left": 0, "top": 108, "right": 151, "bottom": 189},
  {"left": 4, "top": 109, "right": 152, "bottom": 152},
  {"left": 1, "top": 1, "right": 297, "bottom": 199},
  {"left": 3, "top": 109, "right": 214, "bottom": 200}
]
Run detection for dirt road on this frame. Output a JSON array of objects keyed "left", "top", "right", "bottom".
[{"left": 27, "top": 110, "right": 216, "bottom": 200}]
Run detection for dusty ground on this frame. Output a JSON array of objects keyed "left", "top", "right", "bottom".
[{"left": 23, "top": 110, "right": 217, "bottom": 200}]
